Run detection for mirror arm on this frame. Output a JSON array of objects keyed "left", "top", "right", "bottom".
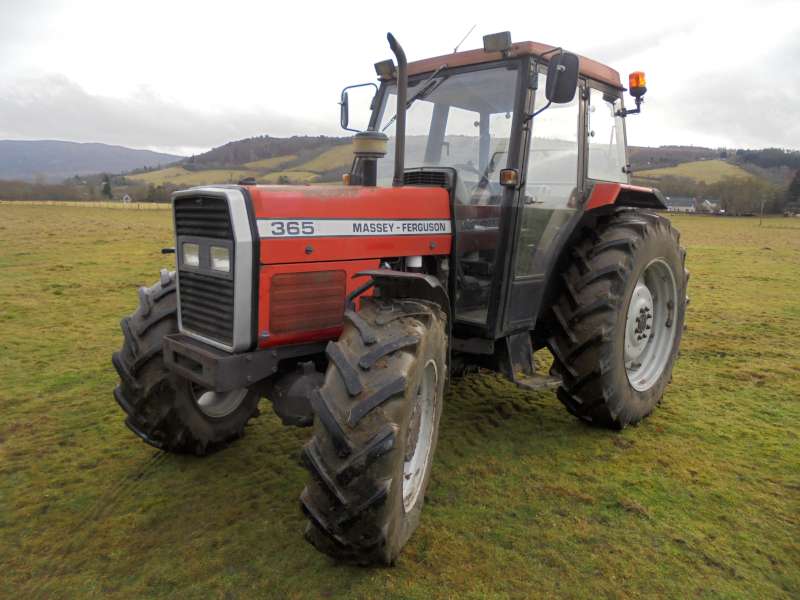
[{"left": 524, "top": 100, "right": 551, "bottom": 123}]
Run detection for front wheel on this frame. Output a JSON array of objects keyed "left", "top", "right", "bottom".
[
  {"left": 112, "top": 270, "right": 260, "bottom": 455},
  {"left": 547, "top": 209, "right": 689, "bottom": 428},
  {"left": 300, "top": 297, "right": 447, "bottom": 565}
]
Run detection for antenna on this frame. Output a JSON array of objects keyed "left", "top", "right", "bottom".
[{"left": 453, "top": 24, "right": 477, "bottom": 53}]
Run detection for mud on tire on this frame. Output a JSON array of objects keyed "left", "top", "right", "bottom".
[
  {"left": 547, "top": 209, "right": 689, "bottom": 428},
  {"left": 300, "top": 297, "right": 448, "bottom": 565},
  {"left": 112, "top": 269, "right": 259, "bottom": 455}
]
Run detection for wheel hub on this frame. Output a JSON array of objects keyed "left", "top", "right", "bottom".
[
  {"left": 625, "top": 281, "right": 654, "bottom": 362},
  {"left": 402, "top": 360, "right": 437, "bottom": 513},
  {"left": 192, "top": 385, "right": 248, "bottom": 419},
  {"left": 624, "top": 258, "right": 679, "bottom": 392}
]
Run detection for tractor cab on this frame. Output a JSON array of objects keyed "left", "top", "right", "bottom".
[{"left": 343, "top": 34, "right": 640, "bottom": 343}]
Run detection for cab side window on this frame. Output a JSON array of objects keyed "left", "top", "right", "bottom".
[
  {"left": 525, "top": 72, "right": 580, "bottom": 210},
  {"left": 587, "top": 88, "right": 627, "bottom": 182},
  {"left": 515, "top": 70, "right": 580, "bottom": 278}
]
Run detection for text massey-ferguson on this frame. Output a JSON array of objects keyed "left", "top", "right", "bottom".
[{"left": 112, "top": 31, "right": 688, "bottom": 565}]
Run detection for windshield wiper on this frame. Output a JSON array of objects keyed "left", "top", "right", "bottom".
[{"left": 382, "top": 65, "right": 448, "bottom": 132}]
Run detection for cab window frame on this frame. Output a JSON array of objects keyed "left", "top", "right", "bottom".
[{"left": 585, "top": 80, "right": 630, "bottom": 185}]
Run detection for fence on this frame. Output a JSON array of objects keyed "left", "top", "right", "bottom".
[{"left": 0, "top": 200, "right": 170, "bottom": 210}]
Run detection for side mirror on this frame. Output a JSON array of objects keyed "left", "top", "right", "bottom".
[
  {"left": 338, "top": 82, "right": 378, "bottom": 133},
  {"left": 339, "top": 91, "right": 350, "bottom": 130},
  {"left": 545, "top": 52, "right": 579, "bottom": 104}
]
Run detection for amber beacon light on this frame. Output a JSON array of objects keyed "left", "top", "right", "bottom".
[{"left": 629, "top": 71, "right": 647, "bottom": 98}]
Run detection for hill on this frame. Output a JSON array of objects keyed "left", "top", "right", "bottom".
[
  {"left": 634, "top": 159, "right": 756, "bottom": 184},
  {"left": 0, "top": 140, "right": 182, "bottom": 182},
  {"left": 628, "top": 145, "right": 720, "bottom": 171},
  {"left": 128, "top": 135, "right": 353, "bottom": 186}
]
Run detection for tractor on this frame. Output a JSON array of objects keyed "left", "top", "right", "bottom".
[{"left": 112, "top": 31, "right": 688, "bottom": 565}]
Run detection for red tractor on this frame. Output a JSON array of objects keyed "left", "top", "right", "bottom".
[{"left": 112, "top": 32, "right": 688, "bottom": 565}]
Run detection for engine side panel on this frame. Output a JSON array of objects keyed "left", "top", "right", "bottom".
[
  {"left": 247, "top": 185, "right": 453, "bottom": 264},
  {"left": 257, "top": 259, "right": 377, "bottom": 348}
]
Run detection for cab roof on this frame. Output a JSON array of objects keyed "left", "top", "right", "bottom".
[{"left": 402, "top": 41, "right": 622, "bottom": 90}]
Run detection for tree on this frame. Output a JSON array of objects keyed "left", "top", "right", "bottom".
[
  {"left": 787, "top": 169, "right": 800, "bottom": 204},
  {"left": 101, "top": 174, "right": 113, "bottom": 199}
]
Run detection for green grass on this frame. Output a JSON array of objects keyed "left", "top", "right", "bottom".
[
  {"left": 243, "top": 154, "right": 298, "bottom": 170},
  {"left": 636, "top": 159, "right": 756, "bottom": 184},
  {"left": 127, "top": 167, "right": 260, "bottom": 186},
  {"left": 294, "top": 144, "right": 352, "bottom": 173},
  {"left": 1, "top": 205, "right": 798, "bottom": 598},
  {"left": 257, "top": 170, "right": 320, "bottom": 184}
]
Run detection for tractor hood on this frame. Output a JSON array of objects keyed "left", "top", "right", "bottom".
[{"left": 245, "top": 185, "right": 453, "bottom": 265}]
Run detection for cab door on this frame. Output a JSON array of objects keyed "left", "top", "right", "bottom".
[{"left": 503, "top": 70, "right": 585, "bottom": 331}]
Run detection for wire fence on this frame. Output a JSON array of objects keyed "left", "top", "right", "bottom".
[{"left": 0, "top": 200, "right": 170, "bottom": 210}]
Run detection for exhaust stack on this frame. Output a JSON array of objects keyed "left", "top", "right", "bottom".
[{"left": 387, "top": 33, "right": 407, "bottom": 187}]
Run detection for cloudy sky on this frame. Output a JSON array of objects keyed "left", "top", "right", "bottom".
[{"left": 1, "top": 0, "right": 798, "bottom": 156}]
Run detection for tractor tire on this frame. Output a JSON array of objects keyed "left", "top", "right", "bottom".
[
  {"left": 112, "top": 269, "right": 260, "bottom": 455},
  {"left": 300, "top": 297, "right": 447, "bottom": 565},
  {"left": 547, "top": 208, "right": 688, "bottom": 428}
]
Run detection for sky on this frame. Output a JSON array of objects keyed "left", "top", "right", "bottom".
[{"left": 1, "top": 0, "right": 798, "bottom": 156}]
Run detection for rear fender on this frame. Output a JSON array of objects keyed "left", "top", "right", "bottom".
[{"left": 585, "top": 182, "right": 667, "bottom": 211}]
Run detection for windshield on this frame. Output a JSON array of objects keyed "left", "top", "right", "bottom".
[
  {"left": 373, "top": 64, "right": 520, "bottom": 327},
  {"left": 374, "top": 65, "right": 519, "bottom": 193}
]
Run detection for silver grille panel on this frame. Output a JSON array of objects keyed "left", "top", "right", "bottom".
[{"left": 172, "top": 188, "right": 254, "bottom": 353}]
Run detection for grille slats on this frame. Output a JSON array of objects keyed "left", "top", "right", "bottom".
[
  {"left": 403, "top": 170, "right": 450, "bottom": 187},
  {"left": 174, "top": 194, "right": 236, "bottom": 347},
  {"left": 174, "top": 196, "right": 233, "bottom": 239},
  {"left": 179, "top": 271, "right": 235, "bottom": 346}
]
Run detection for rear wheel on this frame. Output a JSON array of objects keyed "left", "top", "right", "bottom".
[
  {"left": 547, "top": 209, "right": 688, "bottom": 428},
  {"left": 300, "top": 297, "right": 447, "bottom": 565},
  {"left": 112, "top": 270, "right": 260, "bottom": 455}
]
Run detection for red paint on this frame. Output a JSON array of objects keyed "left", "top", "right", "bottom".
[
  {"left": 585, "top": 182, "right": 659, "bottom": 210},
  {"left": 248, "top": 185, "right": 452, "bottom": 264},
  {"left": 248, "top": 185, "right": 450, "bottom": 220},
  {"left": 257, "top": 259, "right": 378, "bottom": 348},
  {"left": 262, "top": 234, "right": 450, "bottom": 264}
]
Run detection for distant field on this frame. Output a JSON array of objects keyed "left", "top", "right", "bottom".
[
  {"left": 126, "top": 167, "right": 260, "bottom": 186},
  {"left": 636, "top": 159, "right": 755, "bottom": 184},
  {"left": 257, "top": 170, "right": 319, "bottom": 184},
  {"left": 243, "top": 154, "right": 297, "bottom": 170},
  {"left": 1, "top": 205, "right": 798, "bottom": 598},
  {"left": 294, "top": 144, "right": 352, "bottom": 172}
]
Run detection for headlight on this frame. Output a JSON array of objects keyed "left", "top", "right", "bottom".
[
  {"left": 182, "top": 242, "right": 199, "bottom": 267},
  {"left": 210, "top": 246, "right": 230, "bottom": 272}
]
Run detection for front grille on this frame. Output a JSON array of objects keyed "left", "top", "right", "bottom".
[
  {"left": 178, "top": 271, "right": 235, "bottom": 346},
  {"left": 174, "top": 194, "right": 236, "bottom": 348},
  {"left": 403, "top": 170, "right": 450, "bottom": 188},
  {"left": 174, "top": 195, "right": 233, "bottom": 239}
]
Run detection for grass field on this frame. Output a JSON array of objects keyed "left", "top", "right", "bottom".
[
  {"left": 244, "top": 155, "right": 298, "bottom": 170},
  {"left": 126, "top": 167, "right": 260, "bottom": 186},
  {"left": 1, "top": 205, "right": 798, "bottom": 598},
  {"left": 636, "top": 159, "right": 755, "bottom": 184},
  {"left": 294, "top": 144, "right": 353, "bottom": 173}
]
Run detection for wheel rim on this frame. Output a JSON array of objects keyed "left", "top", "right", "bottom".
[
  {"left": 191, "top": 385, "right": 248, "bottom": 419},
  {"left": 403, "top": 359, "right": 438, "bottom": 513},
  {"left": 624, "top": 258, "right": 678, "bottom": 392}
]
